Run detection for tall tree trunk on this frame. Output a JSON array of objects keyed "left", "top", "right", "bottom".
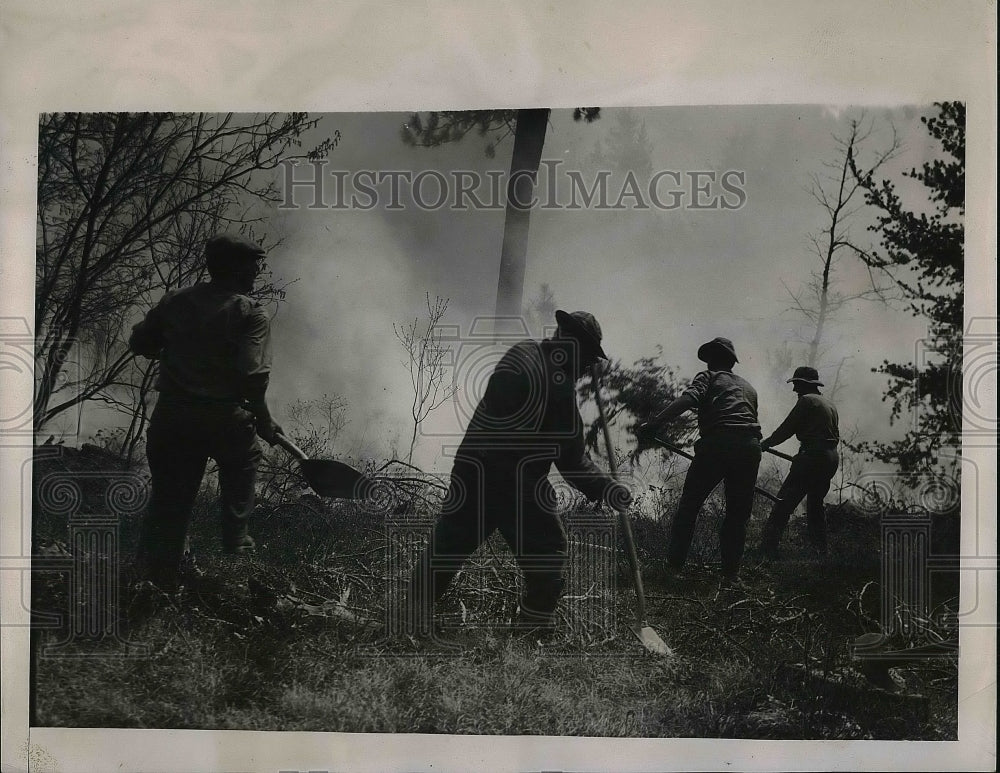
[
  {"left": 807, "top": 291, "right": 828, "bottom": 368},
  {"left": 494, "top": 108, "right": 550, "bottom": 322},
  {"left": 807, "top": 133, "right": 852, "bottom": 368}
]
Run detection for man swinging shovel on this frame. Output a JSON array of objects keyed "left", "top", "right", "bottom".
[
  {"left": 638, "top": 337, "right": 763, "bottom": 588},
  {"left": 130, "top": 233, "right": 377, "bottom": 593},
  {"left": 130, "top": 234, "right": 285, "bottom": 590}
]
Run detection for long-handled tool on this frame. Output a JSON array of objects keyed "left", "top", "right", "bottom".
[
  {"left": 273, "top": 433, "right": 375, "bottom": 499},
  {"left": 763, "top": 446, "right": 795, "bottom": 463},
  {"left": 591, "top": 363, "right": 672, "bottom": 657},
  {"left": 652, "top": 436, "right": 781, "bottom": 503}
]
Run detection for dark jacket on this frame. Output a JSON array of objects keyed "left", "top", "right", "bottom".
[
  {"left": 457, "top": 338, "right": 614, "bottom": 504},
  {"left": 129, "top": 283, "right": 272, "bottom": 401},
  {"left": 763, "top": 393, "right": 839, "bottom": 451}
]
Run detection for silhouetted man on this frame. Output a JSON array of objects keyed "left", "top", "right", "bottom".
[
  {"left": 641, "top": 337, "right": 762, "bottom": 585},
  {"left": 408, "top": 310, "right": 630, "bottom": 639},
  {"left": 760, "top": 366, "right": 840, "bottom": 557},
  {"left": 129, "top": 234, "right": 283, "bottom": 588}
]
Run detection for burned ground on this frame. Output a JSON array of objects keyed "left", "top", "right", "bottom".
[{"left": 30, "top": 445, "right": 958, "bottom": 738}]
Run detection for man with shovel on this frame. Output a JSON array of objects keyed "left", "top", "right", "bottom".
[
  {"left": 408, "top": 310, "right": 631, "bottom": 641},
  {"left": 759, "top": 366, "right": 840, "bottom": 557},
  {"left": 639, "top": 337, "right": 762, "bottom": 586},
  {"left": 129, "top": 234, "right": 284, "bottom": 589}
]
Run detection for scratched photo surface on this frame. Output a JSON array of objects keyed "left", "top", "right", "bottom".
[{"left": 28, "top": 104, "right": 965, "bottom": 739}]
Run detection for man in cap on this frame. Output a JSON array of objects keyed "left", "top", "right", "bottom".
[
  {"left": 759, "top": 366, "right": 840, "bottom": 557},
  {"left": 129, "top": 233, "right": 284, "bottom": 588},
  {"left": 408, "top": 310, "right": 631, "bottom": 641},
  {"left": 640, "top": 337, "right": 762, "bottom": 585}
]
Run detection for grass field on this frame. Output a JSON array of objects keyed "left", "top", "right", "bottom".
[{"left": 30, "top": 445, "right": 959, "bottom": 739}]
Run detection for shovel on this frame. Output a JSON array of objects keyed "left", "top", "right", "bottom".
[
  {"left": 273, "top": 433, "right": 375, "bottom": 499},
  {"left": 651, "top": 436, "right": 781, "bottom": 503},
  {"left": 591, "top": 363, "right": 673, "bottom": 657}
]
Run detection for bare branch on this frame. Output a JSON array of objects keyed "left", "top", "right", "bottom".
[
  {"left": 35, "top": 112, "right": 338, "bottom": 434},
  {"left": 395, "top": 293, "right": 457, "bottom": 465}
]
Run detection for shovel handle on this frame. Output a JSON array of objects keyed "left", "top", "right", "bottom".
[
  {"left": 273, "top": 433, "right": 308, "bottom": 462},
  {"left": 653, "top": 436, "right": 782, "bottom": 504},
  {"left": 591, "top": 363, "right": 649, "bottom": 626},
  {"left": 764, "top": 446, "right": 796, "bottom": 462},
  {"left": 592, "top": 364, "right": 620, "bottom": 481}
]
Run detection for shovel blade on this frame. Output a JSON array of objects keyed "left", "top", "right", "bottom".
[
  {"left": 630, "top": 623, "right": 672, "bottom": 657},
  {"left": 299, "top": 459, "right": 375, "bottom": 500}
]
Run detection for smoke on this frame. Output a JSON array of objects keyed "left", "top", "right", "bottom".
[
  {"left": 519, "top": 106, "right": 934, "bottom": 453},
  {"left": 267, "top": 210, "right": 422, "bottom": 463},
  {"left": 154, "top": 105, "right": 946, "bottom": 476}
]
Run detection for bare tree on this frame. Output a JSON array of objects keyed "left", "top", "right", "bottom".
[
  {"left": 394, "top": 293, "right": 456, "bottom": 466},
  {"left": 34, "top": 112, "right": 338, "bottom": 438},
  {"left": 782, "top": 117, "right": 902, "bottom": 376}
]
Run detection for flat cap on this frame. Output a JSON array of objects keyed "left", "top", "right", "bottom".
[{"left": 205, "top": 233, "right": 266, "bottom": 261}]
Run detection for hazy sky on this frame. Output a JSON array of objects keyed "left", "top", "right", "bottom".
[{"left": 257, "top": 104, "right": 943, "bottom": 472}]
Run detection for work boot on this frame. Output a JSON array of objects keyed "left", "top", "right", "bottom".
[
  {"left": 223, "top": 534, "right": 256, "bottom": 554},
  {"left": 136, "top": 553, "right": 182, "bottom": 593}
]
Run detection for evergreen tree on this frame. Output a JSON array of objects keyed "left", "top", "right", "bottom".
[{"left": 849, "top": 102, "right": 965, "bottom": 474}]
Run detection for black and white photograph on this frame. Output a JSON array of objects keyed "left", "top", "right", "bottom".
[{"left": 1, "top": 3, "right": 995, "bottom": 772}]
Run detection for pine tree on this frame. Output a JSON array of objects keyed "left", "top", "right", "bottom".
[
  {"left": 850, "top": 102, "right": 965, "bottom": 474},
  {"left": 402, "top": 109, "right": 600, "bottom": 322}
]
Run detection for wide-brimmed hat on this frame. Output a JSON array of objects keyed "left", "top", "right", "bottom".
[
  {"left": 554, "top": 309, "right": 608, "bottom": 360},
  {"left": 788, "top": 366, "right": 824, "bottom": 386},
  {"left": 697, "top": 336, "right": 739, "bottom": 364}
]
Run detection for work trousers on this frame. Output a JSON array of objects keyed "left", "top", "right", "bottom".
[
  {"left": 139, "top": 394, "right": 262, "bottom": 582},
  {"left": 408, "top": 455, "right": 568, "bottom": 633},
  {"left": 761, "top": 447, "right": 839, "bottom": 552},
  {"left": 667, "top": 434, "right": 762, "bottom": 578}
]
